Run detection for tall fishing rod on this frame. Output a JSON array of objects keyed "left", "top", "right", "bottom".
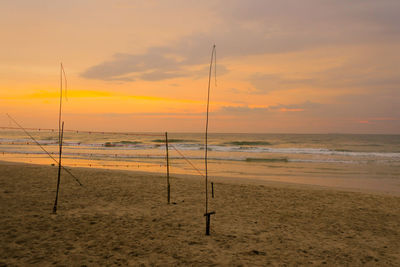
[
  {"left": 6, "top": 113, "right": 83, "bottom": 187},
  {"left": 59, "top": 63, "right": 67, "bottom": 145},
  {"left": 204, "top": 44, "right": 216, "bottom": 235},
  {"left": 205, "top": 44, "right": 216, "bottom": 213}
]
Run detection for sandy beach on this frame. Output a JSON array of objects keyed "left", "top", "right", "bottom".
[{"left": 0, "top": 160, "right": 399, "bottom": 266}]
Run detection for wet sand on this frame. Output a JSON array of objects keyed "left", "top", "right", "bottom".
[{"left": 1, "top": 161, "right": 399, "bottom": 266}]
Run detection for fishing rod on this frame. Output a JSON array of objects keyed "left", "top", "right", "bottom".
[
  {"left": 170, "top": 144, "right": 205, "bottom": 178},
  {"left": 204, "top": 44, "right": 216, "bottom": 235},
  {"left": 6, "top": 113, "right": 83, "bottom": 187}
]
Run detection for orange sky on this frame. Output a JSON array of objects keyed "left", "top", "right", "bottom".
[{"left": 1, "top": 0, "right": 399, "bottom": 133}]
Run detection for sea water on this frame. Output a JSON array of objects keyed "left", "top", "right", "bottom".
[{"left": 1, "top": 130, "right": 399, "bottom": 193}]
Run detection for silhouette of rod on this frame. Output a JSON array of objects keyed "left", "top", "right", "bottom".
[
  {"left": 204, "top": 44, "right": 216, "bottom": 236},
  {"left": 205, "top": 44, "right": 216, "bottom": 214},
  {"left": 165, "top": 132, "right": 170, "bottom": 204},
  {"left": 6, "top": 113, "right": 83, "bottom": 187},
  {"left": 53, "top": 121, "right": 64, "bottom": 213}
]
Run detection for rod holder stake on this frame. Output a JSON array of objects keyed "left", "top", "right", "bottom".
[{"left": 204, "top": 211, "right": 216, "bottom": 235}]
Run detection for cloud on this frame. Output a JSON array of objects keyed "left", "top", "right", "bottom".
[
  {"left": 219, "top": 105, "right": 269, "bottom": 114},
  {"left": 140, "top": 70, "right": 188, "bottom": 81},
  {"left": 246, "top": 51, "right": 400, "bottom": 94},
  {"left": 81, "top": 51, "right": 185, "bottom": 81},
  {"left": 81, "top": 0, "right": 400, "bottom": 82},
  {"left": 249, "top": 73, "right": 313, "bottom": 93},
  {"left": 217, "top": 0, "right": 400, "bottom": 37},
  {"left": 218, "top": 101, "right": 320, "bottom": 115},
  {"left": 81, "top": 43, "right": 229, "bottom": 81},
  {"left": 269, "top": 101, "right": 321, "bottom": 110}
]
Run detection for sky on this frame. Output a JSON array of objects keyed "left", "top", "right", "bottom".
[{"left": 1, "top": 0, "right": 399, "bottom": 133}]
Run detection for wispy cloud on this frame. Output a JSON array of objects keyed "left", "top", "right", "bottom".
[
  {"left": 81, "top": 46, "right": 229, "bottom": 82},
  {"left": 249, "top": 73, "right": 313, "bottom": 94},
  {"left": 219, "top": 101, "right": 320, "bottom": 115},
  {"left": 81, "top": 0, "right": 400, "bottom": 82}
]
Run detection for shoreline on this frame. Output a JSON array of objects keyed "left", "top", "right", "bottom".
[{"left": 1, "top": 159, "right": 399, "bottom": 197}]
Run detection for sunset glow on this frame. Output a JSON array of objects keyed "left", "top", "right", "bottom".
[{"left": 1, "top": 1, "right": 399, "bottom": 133}]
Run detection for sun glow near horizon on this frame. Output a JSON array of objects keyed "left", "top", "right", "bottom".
[{"left": 0, "top": 1, "right": 399, "bottom": 134}]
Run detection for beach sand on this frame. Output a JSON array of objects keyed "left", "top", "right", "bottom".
[{"left": 1, "top": 161, "right": 399, "bottom": 266}]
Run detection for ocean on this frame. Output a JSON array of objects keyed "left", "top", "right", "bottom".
[{"left": 1, "top": 130, "right": 399, "bottom": 194}]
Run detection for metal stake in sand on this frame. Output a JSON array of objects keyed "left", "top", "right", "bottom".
[
  {"left": 53, "top": 121, "right": 65, "bottom": 213},
  {"left": 165, "top": 132, "right": 170, "bottom": 204},
  {"left": 204, "top": 44, "right": 216, "bottom": 235}
]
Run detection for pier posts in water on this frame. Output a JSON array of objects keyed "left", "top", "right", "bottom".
[
  {"left": 211, "top": 182, "right": 214, "bottom": 198},
  {"left": 165, "top": 132, "right": 170, "bottom": 204},
  {"left": 53, "top": 121, "right": 64, "bottom": 214}
]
